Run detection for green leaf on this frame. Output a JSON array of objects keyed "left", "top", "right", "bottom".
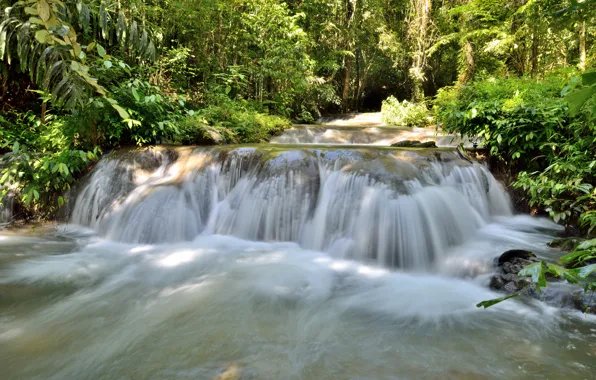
[
  {"left": 103, "top": 60, "right": 112, "bottom": 69},
  {"left": 582, "top": 72, "right": 596, "bottom": 86},
  {"left": 566, "top": 85, "right": 596, "bottom": 116},
  {"left": 112, "top": 104, "right": 129, "bottom": 119},
  {"left": 33, "top": 189, "right": 40, "bottom": 200},
  {"left": 575, "top": 264, "right": 596, "bottom": 279},
  {"left": 57, "top": 196, "right": 65, "bottom": 206},
  {"left": 519, "top": 261, "right": 547, "bottom": 292},
  {"left": 577, "top": 238, "right": 596, "bottom": 250},
  {"left": 24, "top": 7, "right": 38, "bottom": 15},
  {"left": 38, "top": 0, "right": 51, "bottom": 22},
  {"left": 131, "top": 87, "right": 140, "bottom": 102},
  {"left": 476, "top": 294, "right": 520, "bottom": 308},
  {"left": 545, "top": 263, "right": 578, "bottom": 284},
  {"left": 35, "top": 30, "right": 50, "bottom": 44},
  {"left": 12, "top": 141, "right": 19, "bottom": 153},
  {"left": 97, "top": 44, "right": 106, "bottom": 58}
]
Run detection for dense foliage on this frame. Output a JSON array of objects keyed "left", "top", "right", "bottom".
[
  {"left": 381, "top": 96, "right": 430, "bottom": 127},
  {"left": 0, "top": 0, "right": 595, "bottom": 223},
  {"left": 435, "top": 70, "right": 596, "bottom": 232}
]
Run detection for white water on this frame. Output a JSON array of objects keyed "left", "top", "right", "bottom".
[
  {"left": 1, "top": 132, "right": 595, "bottom": 378},
  {"left": 0, "top": 193, "right": 13, "bottom": 226},
  {"left": 70, "top": 146, "right": 510, "bottom": 269},
  {"left": 271, "top": 125, "right": 474, "bottom": 147}
]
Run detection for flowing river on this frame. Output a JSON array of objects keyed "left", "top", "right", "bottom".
[{"left": 1, "top": 117, "right": 595, "bottom": 379}]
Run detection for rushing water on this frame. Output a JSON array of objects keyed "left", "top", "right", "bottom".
[
  {"left": 1, "top": 124, "right": 595, "bottom": 378},
  {"left": 270, "top": 125, "right": 473, "bottom": 147}
]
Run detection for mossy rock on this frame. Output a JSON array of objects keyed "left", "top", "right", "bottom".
[{"left": 391, "top": 140, "right": 437, "bottom": 148}]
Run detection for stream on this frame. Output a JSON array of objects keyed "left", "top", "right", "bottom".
[{"left": 1, "top": 115, "right": 595, "bottom": 379}]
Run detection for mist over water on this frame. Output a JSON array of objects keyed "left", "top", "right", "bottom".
[{"left": 1, "top": 119, "right": 595, "bottom": 379}]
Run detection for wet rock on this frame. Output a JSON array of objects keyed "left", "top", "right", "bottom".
[
  {"left": 573, "top": 290, "right": 596, "bottom": 314},
  {"left": 391, "top": 140, "right": 437, "bottom": 148},
  {"left": 489, "top": 249, "right": 596, "bottom": 313},
  {"left": 489, "top": 250, "right": 539, "bottom": 293},
  {"left": 548, "top": 237, "right": 581, "bottom": 251}
]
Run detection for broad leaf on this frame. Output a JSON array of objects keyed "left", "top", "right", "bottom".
[
  {"left": 575, "top": 264, "right": 596, "bottom": 279},
  {"left": 97, "top": 44, "right": 106, "bottom": 58},
  {"left": 38, "top": 0, "right": 51, "bottom": 23},
  {"left": 112, "top": 103, "right": 129, "bottom": 119},
  {"left": 566, "top": 85, "right": 596, "bottom": 116},
  {"left": 519, "top": 261, "right": 547, "bottom": 292},
  {"left": 577, "top": 238, "right": 596, "bottom": 250},
  {"left": 34, "top": 29, "right": 49, "bottom": 44},
  {"left": 582, "top": 72, "right": 596, "bottom": 86}
]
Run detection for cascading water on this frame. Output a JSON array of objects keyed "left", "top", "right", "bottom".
[
  {"left": 1, "top": 117, "right": 595, "bottom": 379},
  {"left": 70, "top": 146, "right": 510, "bottom": 268},
  {"left": 0, "top": 193, "right": 13, "bottom": 226},
  {"left": 270, "top": 125, "right": 474, "bottom": 146}
]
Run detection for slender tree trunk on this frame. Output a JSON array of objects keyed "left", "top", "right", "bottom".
[
  {"left": 408, "top": 0, "right": 431, "bottom": 102},
  {"left": 354, "top": 49, "right": 361, "bottom": 111},
  {"left": 342, "top": 56, "right": 351, "bottom": 113},
  {"left": 458, "top": 40, "right": 475, "bottom": 85},
  {"left": 579, "top": 21, "right": 586, "bottom": 72},
  {"left": 40, "top": 101, "right": 47, "bottom": 125},
  {"left": 531, "top": 28, "right": 539, "bottom": 77}
]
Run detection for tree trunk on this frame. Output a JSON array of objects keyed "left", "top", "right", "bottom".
[
  {"left": 408, "top": 0, "right": 431, "bottom": 102},
  {"left": 40, "top": 101, "right": 47, "bottom": 125},
  {"left": 458, "top": 41, "right": 475, "bottom": 85},
  {"left": 530, "top": 28, "right": 539, "bottom": 77},
  {"left": 342, "top": 55, "right": 351, "bottom": 113},
  {"left": 579, "top": 21, "right": 586, "bottom": 72},
  {"left": 354, "top": 49, "right": 361, "bottom": 111}
]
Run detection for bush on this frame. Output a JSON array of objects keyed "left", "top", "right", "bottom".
[
  {"left": 0, "top": 115, "right": 100, "bottom": 218},
  {"left": 381, "top": 96, "right": 430, "bottom": 127},
  {"left": 433, "top": 69, "right": 596, "bottom": 231},
  {"left": 433, "top": 70, "right": 577, "bottom": 162},
  {"left": 61, "top": 74, "right": 188, "bottom": 149},
  {"left": 194, "top": 100, "right": 291, "bottom": 144}
]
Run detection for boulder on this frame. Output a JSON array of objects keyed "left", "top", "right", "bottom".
[
  {"left": 489, "top": 249, "right": 596, "bottom": 313},
  {"left": 489, "top": 250, "right": 539, "bottom": 294},
  {"left": 391, "top": 140, "right": 437, "bottom": 148}
]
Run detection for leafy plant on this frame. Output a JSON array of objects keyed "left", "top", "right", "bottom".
[
  {"left": 477, "top": 242, "right": 596, "bottom": 311},
  {"left": 381, "top": 96, "right": 430, "bottom": 127}
]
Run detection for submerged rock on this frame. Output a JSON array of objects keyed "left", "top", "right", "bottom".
[
  {"left": 216, "top": 363, "right": 243, "bottom": 380},
  {"left": 574, "top": 290, "right": 596, "bottom": 314},
  {"left": 391, "top": 140, "right": 437, "bottom": 148}
]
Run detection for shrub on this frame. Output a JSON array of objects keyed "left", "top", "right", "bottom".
[
  {"left": 0, "top": 115, "right": 100, "bottom": 218},
  {"left": 433, "top": 70, "right": 577, "bottom": 162},
  {"left": 381, "top": 96, "right": 430, "bottom": 127},
  {"left": 433, "top": 69, "right": 596, "bottom": 231},
  {"left": 195, "top": 100, "right": 291, "bottom": 144}
]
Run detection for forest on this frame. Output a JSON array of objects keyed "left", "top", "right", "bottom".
[{"left": 0, "top": 0, "right": 595, "bottom": 232}]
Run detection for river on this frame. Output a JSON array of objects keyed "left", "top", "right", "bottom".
[{"left": 1, "top": 116, "right": 595, "bottom": 379}]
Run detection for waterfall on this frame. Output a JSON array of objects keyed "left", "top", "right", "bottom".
[
  {"left": 0, "top": 192, "right": 13, "bottom": 226},
  {"left": 71, "top": 146, "right": 511, "bottom": 269}
]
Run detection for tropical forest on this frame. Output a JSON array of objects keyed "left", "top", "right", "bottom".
[{"left": 1, "top": 0, "right": 595, "bottom": 378}]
